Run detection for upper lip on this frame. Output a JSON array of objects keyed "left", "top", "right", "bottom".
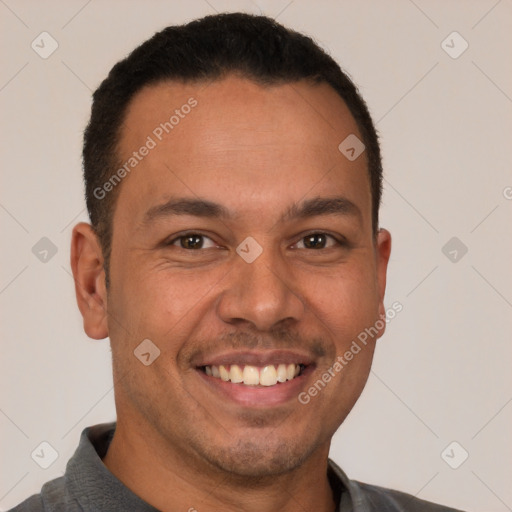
[{"left": 192, "top": 350, "right": 316, "bottom": 368}]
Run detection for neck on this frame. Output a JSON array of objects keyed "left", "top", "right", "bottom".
[{"left": 102, "top": 420, "right": 337, "bottom": 512}]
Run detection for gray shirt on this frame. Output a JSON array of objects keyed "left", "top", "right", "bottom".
[{"left": 9, "top": 422, "right": 465, "bottom": 512}]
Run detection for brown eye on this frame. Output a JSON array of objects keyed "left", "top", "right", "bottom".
[
  {"left": 181, "top": 234, "right": 203, "bottom": 249},
  {"left": 169, "top": 233, "right": 217, "bottom": 250},
  {"left": 296, "top": 233, "right": 339, "bottom": 250},
  {"left": 303, "top": 233, "right": 327, "bottom": 249}
]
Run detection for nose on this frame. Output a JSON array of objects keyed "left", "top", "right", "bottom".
[{"left": 216, "top": 249, "right": 305, "bottom": 332}]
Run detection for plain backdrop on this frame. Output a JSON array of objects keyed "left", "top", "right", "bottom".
[{"left": 1, "top": 1, "right": 511, "bottom": 511}]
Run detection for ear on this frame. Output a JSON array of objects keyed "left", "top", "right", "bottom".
[
  {"left": 375, "top": 228, "right": 392, "bottom": 336},
  {"left": 70, "top": 222, "right": 109, "bottom": 340}
]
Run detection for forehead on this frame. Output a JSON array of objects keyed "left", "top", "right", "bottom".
[
  {"left": 120, "top": 75, "right": 361, "bottom": 153},
  {"left": 114, "top": 75, "right": 371, "bottom": 229}
]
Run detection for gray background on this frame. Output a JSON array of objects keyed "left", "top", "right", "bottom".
[{"left": 1, "top": 1, "right": 511, "bottom": 510}]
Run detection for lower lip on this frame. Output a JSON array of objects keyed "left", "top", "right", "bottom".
[{"left": 196, "top": 366, "right": 314, "bottom": 407}]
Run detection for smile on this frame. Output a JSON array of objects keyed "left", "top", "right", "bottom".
[
  {"left": 201, "top": 363, "right": 304, "bottom": 387},
  {"left": 193, "top": 350, "right": 315, "bottom": 406}
]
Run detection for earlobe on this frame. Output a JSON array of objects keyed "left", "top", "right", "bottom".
[{"left": 70, "top": 222, "right": 109, "bottom": 340}]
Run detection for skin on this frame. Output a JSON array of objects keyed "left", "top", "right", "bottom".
[{"left": 71, "top": 75, "right": 391, "bottom": 512}]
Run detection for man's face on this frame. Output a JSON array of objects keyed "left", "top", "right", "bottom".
[{"left": 102, "top": 76, "right": 390, "bottom": 477}]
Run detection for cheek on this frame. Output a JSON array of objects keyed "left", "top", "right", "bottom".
[
  {"left": 110, "top": 261, "right": 227, "bottom": 339},
  {"left": 298, "top": 262, "right": 380, "bottom": 340}
]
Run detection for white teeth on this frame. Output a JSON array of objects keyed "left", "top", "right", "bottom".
[
  {"left": 203, "top": 363, "right": 303, "bottom": 386},
  {"left": 242, "top": 365, "right": 260, "bottom": 385},
  {"left": 276, "top": 364, "right": 287, "bottom": 383},
  {"left": 230, "top": 364, "right": 243, "bottom": 383},
  {"left": 219, "top": 365, "right": 230, "bottom": 382},
  {"left": 260, "top": 365, "right": 278, "bottom": 386}
]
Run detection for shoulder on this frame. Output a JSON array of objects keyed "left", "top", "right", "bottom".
[
  {"left": 8, "top": 422, "right": 117, "bottom": 512},
  {"left": 7, "top": 476, "right": 82, "bottom": 512},
  {"left": 328, "top": 459, "right": 466, "bottom": 512},
  {"left": 8, "top": 494, "right": 45, "bottom": 512},
  {"left": 353, "top": 480, "right": 466, "bottom": 511}
]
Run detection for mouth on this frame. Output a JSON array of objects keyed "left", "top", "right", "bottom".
[
  {"left": 200, "top": 363, "right": 305, "bottom": 387},
  {"left": 192, "top": 351, "right": 315, "bottom": 407}
]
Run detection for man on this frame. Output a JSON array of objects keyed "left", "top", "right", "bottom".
[{"left": 10, "top": 12, "right": 465, "bottom": 512}]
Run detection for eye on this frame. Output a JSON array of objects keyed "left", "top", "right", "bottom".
[
  {"left": 168, "top": 233, "right": 218, "bottom": 250},
  {"left": 294, "top": 232, "right": 341, "bottom": 250}
]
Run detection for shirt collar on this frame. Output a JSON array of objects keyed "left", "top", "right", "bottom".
[
  {"left": 66, "top": 422, "right": 159, "bottom": 511},
  {"left": 66, "top": 422, "right": 369, "bottom": 512}
]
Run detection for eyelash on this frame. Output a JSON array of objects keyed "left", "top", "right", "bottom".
[{"left": 166, "top": 231, "right": 346, "bottom": 250}]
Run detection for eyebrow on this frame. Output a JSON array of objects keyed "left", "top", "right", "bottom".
[
  {"left": 282, "top": 196, "right": 361, "bottom": 223},
  {"left": 142, "top": 195, "right": 362, "bottom": 225}
]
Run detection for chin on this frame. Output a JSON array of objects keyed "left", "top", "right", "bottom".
[{"left": 200, "top": 437, "right": 315, "bottom": 479}]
